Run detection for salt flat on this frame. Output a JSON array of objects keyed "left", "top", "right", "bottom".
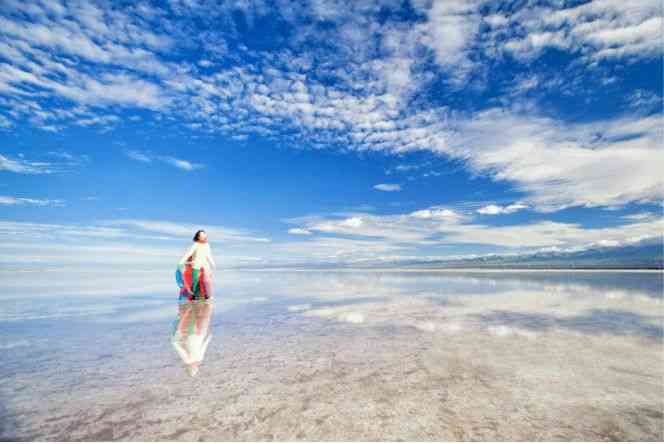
[{"left": 1, "top": 270, "right": 662, "bottom": 441}]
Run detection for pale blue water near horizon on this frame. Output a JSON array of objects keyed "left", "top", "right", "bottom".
[{"left": 1, "top": 269, "right": 662, "bottom": 440}]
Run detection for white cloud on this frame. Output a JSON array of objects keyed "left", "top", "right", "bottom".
[
  {"left": 0, "top": 220, "right": 172, "bottom": 243},
  {"left": 75, "top": 114, "right": 120, "bottom": 127},
  {"left": 288, "top": 228, "right": 312, "bottom": 235},
  {"left": 373, "top": 183, "right": 401, "bottom": 192},
  {"left": 441, "top": 218, "right": 663, "bottom": 248},
  {"left": 0, "top": 195, "right": 65, "bottom": 207},
  {"left": 157, "top": 155, "right": 205, "bottom": 171},
  {"left": 628, "top": 90, "right": 661, "bottom": 111},
  {"left": 483, "top": 13, "right": 508, "bottom": 28},
  {"left": 96, "top": 218, "right": 271, "bottom": 243},
  {"left": 0, "top": 153, "right": 54, "bottom": 174},
  {"left": 340, "top": 216, "right": 364, "bottom": 228},
  {"left": 622, "top": 212, "right": 659, "bottom": 221},
  {"left": 410, "top": 207, "right": 462, "bottom": 221},
  {"left": 124, "top": 149, "right": 205, "bottom": 171},
  {"left": 125, "top": 149, "right": 152, "bottom": 163},
  {"left": 274, "top": 236, "right": 407, "bottom": 263},
  {"left": 46, "top": 150, "right": 91, "bottom": 166},
  {"left": 442, "top": 110, "right": 664, "bottom": 211},
  {"left": 0, "top": 0, "right": 174, "bottom": 119},
  {"left": 285, "top": 211, "right": 445, "bottom": 245},
  {"left": 0, "top": 218, "right": 274, "bottom": 270},
  {"left": 477, "top": 203, "right": 528, "bottom": 215},
  {"left": 415, "top": 0, "right": 482, "bottom": 84},
  {"left": 502, "top": 0, "right": 663, "bottom": 62},
  {"left": 0, "top": 114, "right": 11, "bottom": 128},
  {"left": 391, "top": 163, "right": 422, "bottom": 172}
]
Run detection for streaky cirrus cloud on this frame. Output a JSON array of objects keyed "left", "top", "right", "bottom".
[
  {"left": 0, "top": 151, "right": 89, "bottom": 174},
  {"left": 124, "top": 149, "right": 205, "bottom": 171},
  {"left": 95, "top": 218, "right": 271, "bottom": 243},
  {"left": 0, "top": 195, "right": 65, "bottom": 206},
  {"left": 373, "top": 183, "right": 401, "bottom": 192}
]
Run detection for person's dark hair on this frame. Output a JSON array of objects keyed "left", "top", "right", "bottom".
[{"left": 193, "top": 230, "right": 206, "bottom": 242}]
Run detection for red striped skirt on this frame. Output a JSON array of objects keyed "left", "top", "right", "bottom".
[{"left": 176, "top": 264, "right": 213, "bottom": 301}]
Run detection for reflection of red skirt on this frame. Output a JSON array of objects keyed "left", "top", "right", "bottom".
[{"left": 178, "top": 265, "right": 212, "bottom": 301}]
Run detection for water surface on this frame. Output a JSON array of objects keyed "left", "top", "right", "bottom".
[{"left": 1, "top": 270, "right": 662, "bottom": 440}]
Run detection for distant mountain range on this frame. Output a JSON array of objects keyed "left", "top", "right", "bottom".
[
  {"left": 387, "top": 241, "right": 663, "bottom": 270},
  {"left": 241, "top": 239, "right": 663, "bottom": 270}
]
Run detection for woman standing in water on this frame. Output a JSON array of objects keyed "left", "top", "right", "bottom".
[
  {"left": 178, "top": 229, "right": 216, "bottom": 300},
  {"left": 172, "top": 229, "right": 217, "bottom": 377}
]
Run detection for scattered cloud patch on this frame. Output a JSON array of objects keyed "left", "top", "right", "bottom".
[
  {"left": 158, "top": 155, "right": 204, "bottom": 171},
  {"left": 125, "top": 149, "right": 152, "bottom": 163},
  {"left": 499, "top": 0, "right": 663, "bottom": 63},
  {"left": 374, "top": 183, "right": 401, "bottom": 192},
  {"left": 410, "top": 207, "right": 463, "bottom": 222},
  {"left": 288, "top": 228, "right": 312, "bottom": 235},
  {"left": 0, "top": 196, "right": 65, "bottom": 207},
  {"left": 0, "top": 114, "right": 12, "bottom": 129},
  {"left": 414, "top": 0, "right": 482, "bottom": 85},
  {"left": 622, "top": 212, "right": 659, "bottom": 221},
  {"left": 628, "top": 89, "right": 662, "bottom": 111},
  {"left": 477, "top": 203, "right": 528, "bottom": 215},
  {"left": 0, "top": 152, "right": 85, "bottom": 174}
]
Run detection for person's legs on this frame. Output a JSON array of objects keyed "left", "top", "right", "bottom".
[
  {"left": 179, "top": 304, "right": 192, "bottom": 335},
  {"left": 183, "top": 265, "right": 194, "bottom": 299},
  {"left": 199, "top": 267, "right": 207, "bottom": 299},
  {"left": 192, "top": 267, "right": 200, "bottom": 297}
]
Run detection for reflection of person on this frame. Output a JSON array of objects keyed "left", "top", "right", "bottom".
[
  {"left": 178, "top": 230, "right": 216, "bottom": 300},
  {"left": 171, "top": 302, "right": 213, "bottom": 377}
]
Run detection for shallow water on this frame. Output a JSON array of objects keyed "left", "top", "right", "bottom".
[{"left": 1, "top": 270, "right": 662, "bottom": 441}]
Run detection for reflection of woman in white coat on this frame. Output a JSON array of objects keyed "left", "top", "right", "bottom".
[
  {"left": 178, "top": 229, "right": 216, "bottom": 300},
  {"left": 171, "top": 302, "right": 213, "bottom": 377}
]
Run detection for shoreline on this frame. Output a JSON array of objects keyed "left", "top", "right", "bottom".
[
  {"left": 3, "top": 267, "right": 663, "bottom": 273},
  {"left": 229, "top": 267, "right": 664, "bottom": 273}
]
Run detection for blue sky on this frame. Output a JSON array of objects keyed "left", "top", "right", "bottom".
[{"left": 0, "top": 0, "right": 662, "bottom": 268}]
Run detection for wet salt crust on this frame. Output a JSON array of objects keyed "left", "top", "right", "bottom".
[{"left": 1, "top": 270, "right": 662, "bottom": 441}]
